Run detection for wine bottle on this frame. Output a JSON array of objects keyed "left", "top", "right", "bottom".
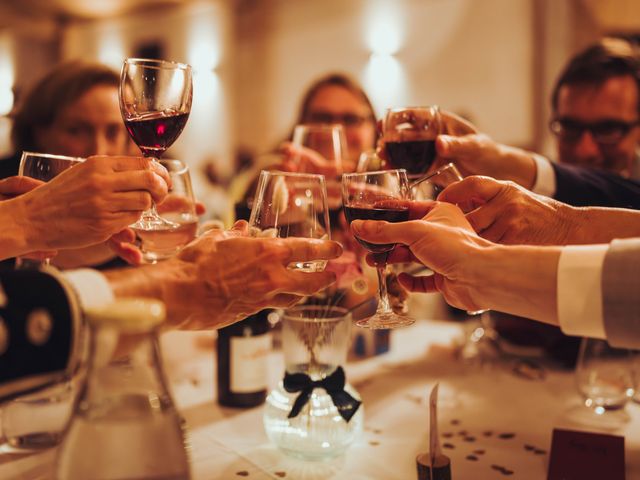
[{"left": 216, "top": 310, "right": 272, "bottom": 408}]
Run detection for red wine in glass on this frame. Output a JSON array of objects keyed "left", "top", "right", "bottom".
[
  {"left": 341, "top": 169, "right": 414, "bottom": 329},
  {"left": 383, "top": 106, "right": 441, "bottom": 177},
  {"left": 343, "top": 204, "right": 410, "bottom": 253},
  {"left": 124, "top": 111, "right": 189, "bottom": 158},
  {"left": 385, "top": 139, "right": 437, "bottom": 176}
]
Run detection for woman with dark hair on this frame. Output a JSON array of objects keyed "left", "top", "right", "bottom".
[
  {"left": 1, "top": 60, "right": 132, "bottom": 179},
  {"left": 292, "top": 73, "right": 378, "bottom": 170}
]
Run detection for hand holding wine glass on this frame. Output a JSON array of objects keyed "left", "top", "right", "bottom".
[
  {"left": 249, "top": 171, "right": 331, "bottom": 272},
  {"left": 341, "top": 169, "right": 414, "bottom": 329},
  {"left": 119, "top": 58, "right": 192, "bottom": 230},
  {"left": 8, "top": 154, "right": 170, "bottom": 262}
]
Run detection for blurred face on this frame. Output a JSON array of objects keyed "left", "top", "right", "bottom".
[
  {"left": 306, "top": 85, "right": 376, "bottom": 171},
  {"left": 553, "top": 75, "right": 640, "bottom": 177},
  {"left": 35, "top": 84, "right": 130, "bottom": 158}
]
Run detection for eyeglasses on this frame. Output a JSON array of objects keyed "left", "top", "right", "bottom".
[
  {"left": 306, "top": 111, "right": 373, "bottom": 128},
  {"left": 549, "top": 118, "right": 640, "bottom": 145}
]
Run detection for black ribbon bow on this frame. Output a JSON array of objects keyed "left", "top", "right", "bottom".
[{"left": 283, "top": 366, "right": 361, "bottom": 422}]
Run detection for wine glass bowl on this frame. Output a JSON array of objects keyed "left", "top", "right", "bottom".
[
  {"left": 576, "top": 338, "right": 635, "bottom": 414},
  {"left": 382, "top": 106, "right": 441, "bottom": 176},
  {"left": 119, "top": 58, "right": 193, "bottom": 229},
  {"left": 292, "top": 123, "right": 347, "bottom": 175},
  {"left": 292, "top": 123, "right": 347, "bottom": 212},
  {"left": 249, "top": 170, "right": 331, "bottom": 272},
  {"left": 19, "top": 151, "right": 83, "bottom": 181},
  {"left": 341, "top": 169, "right": 414, "bottom": 329},
  {"left": 131, "top": 159, "right": 198, "bottom": 263},
  {"left": 410, "top": 162, "right": 463, "bottom": 201}
]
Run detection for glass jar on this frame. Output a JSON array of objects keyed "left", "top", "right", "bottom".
[
  {"left": 263, "top": 305, "right": 363, "bottom": 461},
  {"left": 56, "top": 299, "right": 190, "bottom": 480}
]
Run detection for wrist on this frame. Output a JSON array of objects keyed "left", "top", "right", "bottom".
[
  {"left": 16, "top": 194, "right": 47, "bottom": 251},
  {"left": 499, "top": 145, "right": 537, "bottom": 189},
  {"left": 0, "top": 197, "right": 33, "bottom": 258},
  {"left": 474, "top": 244, "right": 561, "bottom": 325}
]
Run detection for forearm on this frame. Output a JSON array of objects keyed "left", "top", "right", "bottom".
[
  {"left": 51, "top": 244, "right": 116, "bottom": 269},
  {"left": 0, "top": 198, "right": 30, "bottom": 259},
  {"left": 565, "top": 206, "right": 640, "bottom": 244},
  {"left": 494, "top": 145, "right": 537, "bottom": 190},
  {"left": 472, "top": 244, "right": 562, "bottom": 325},
  {"left": 102, "top": 261, "right": 196, "bottom": 329}
]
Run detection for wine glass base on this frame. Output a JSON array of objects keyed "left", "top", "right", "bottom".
[{"left": 356, "top": 312, "right": 415, "bottom": 330}]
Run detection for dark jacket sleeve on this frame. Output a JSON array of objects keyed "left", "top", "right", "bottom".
[
  {"left": 0, "top": 268, "right": 82, "bottom": 401},
  {"left": 552, "top": 162, "right": 640, "bottom": 209}
]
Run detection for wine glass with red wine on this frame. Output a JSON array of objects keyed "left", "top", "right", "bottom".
[
  {"left": 382, "top": 106, "right": 441, "bottom": 177},
  {"left": 341, "top": 169, "right": 414, "bottom": 329},
  {"left": 119, "top": 58, "right": 193, "bottom": 230}
]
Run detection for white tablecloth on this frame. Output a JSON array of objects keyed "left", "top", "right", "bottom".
[{"left": 2, "top": 295, "right": 639, "bottom": 479}]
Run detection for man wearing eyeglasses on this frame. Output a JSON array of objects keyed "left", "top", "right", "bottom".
[
  {"left": 549, "top": 37, "right": 640, "bottom": 179},
  {"left": 433, "top": 37, "right": 640, "bottom": 210}
]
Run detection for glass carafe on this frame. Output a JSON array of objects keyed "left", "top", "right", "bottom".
[
  {"left": 263, "top": 305, "right": 363, "bottom": 460},
  {"left": 56, "top": 299, "right": 190, "bottom": 480}
]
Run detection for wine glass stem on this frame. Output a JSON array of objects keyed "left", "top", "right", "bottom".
[
  {"left": 375, "top": 264, "right": 393, "bottom": 315},
  {"left": 140, "top": 155, "right": 164, "bottom": 222}
]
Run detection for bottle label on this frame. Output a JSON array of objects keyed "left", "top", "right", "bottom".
[{"left": 230, "top": 333, "right": 271, "bottom": 393}]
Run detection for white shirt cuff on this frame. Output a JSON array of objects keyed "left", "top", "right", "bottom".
[
  {"left": 531, "top": 153, "right": 557, "bottom": 197},
  {"left": 557, "top": 245, "right": 608, "bottom": 339},
  {"left": 63, "top": 269, "right": 114, "bottom": 311}
]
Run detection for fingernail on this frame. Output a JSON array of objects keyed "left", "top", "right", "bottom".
[{"left": 351, "top": 220, "right": 362, "bottom": 232}]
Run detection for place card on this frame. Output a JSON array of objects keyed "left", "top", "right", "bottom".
[{"left": 547, "top": 428, "right": 624, "bottom": 480}]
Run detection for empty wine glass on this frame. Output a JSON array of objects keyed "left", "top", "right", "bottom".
[
  {"left": 341, "top": 169, "right": 414, "bottom": 329},
  {"left": 292, "top": 123, "right": 347, "bottom": 212},
  {"left": 292, "top": 124, "right": 347, "bottom": 174},
  {"left": 16, "top": 152, "right": 83, "bottom": 268},
  {"left": 119, "top": 58, "right": 192, "bottom": 230},
  {"left": 249, "top": 170, "right": 330, "bottom": 272},
  {"left": 382, "top": 106, "right": 441, "bottom": 176},
  {"left": 576, "top": 338, "right": 635, "bottom": 415},
  {"left": 131, "top": 159, "right": 198, "bottom": 263},
  {"left": 356, "top": 149, "right": 383, "bottom": 173}
]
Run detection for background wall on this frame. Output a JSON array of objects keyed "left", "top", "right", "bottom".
[{"left": 236, "top": 0, "right": 534, "bottom": 153}]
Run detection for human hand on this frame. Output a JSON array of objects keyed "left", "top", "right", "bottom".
[
  {"left": 0, "top": 176, "right": 56, "bottom": 259},
  {"left": 352, "top": 201, "right": 493, "bottom": 311},
  {"left": 109, "top": 195, "right": 206, "bottom": 266},
  {"left": 0, "top": 176, "right": 44, "bottom": 200},
  {"left": 15, "top": 155, "right": 170, "bottom": 252},
  {"left": 141, "top": 221, "right": 342, "bottom": 329},
  {"left": 438, "top": 176, "right": 577, "bottom": 245},
  {"left": 434, "top": 133, "right": 537, "bottom": 189}
]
